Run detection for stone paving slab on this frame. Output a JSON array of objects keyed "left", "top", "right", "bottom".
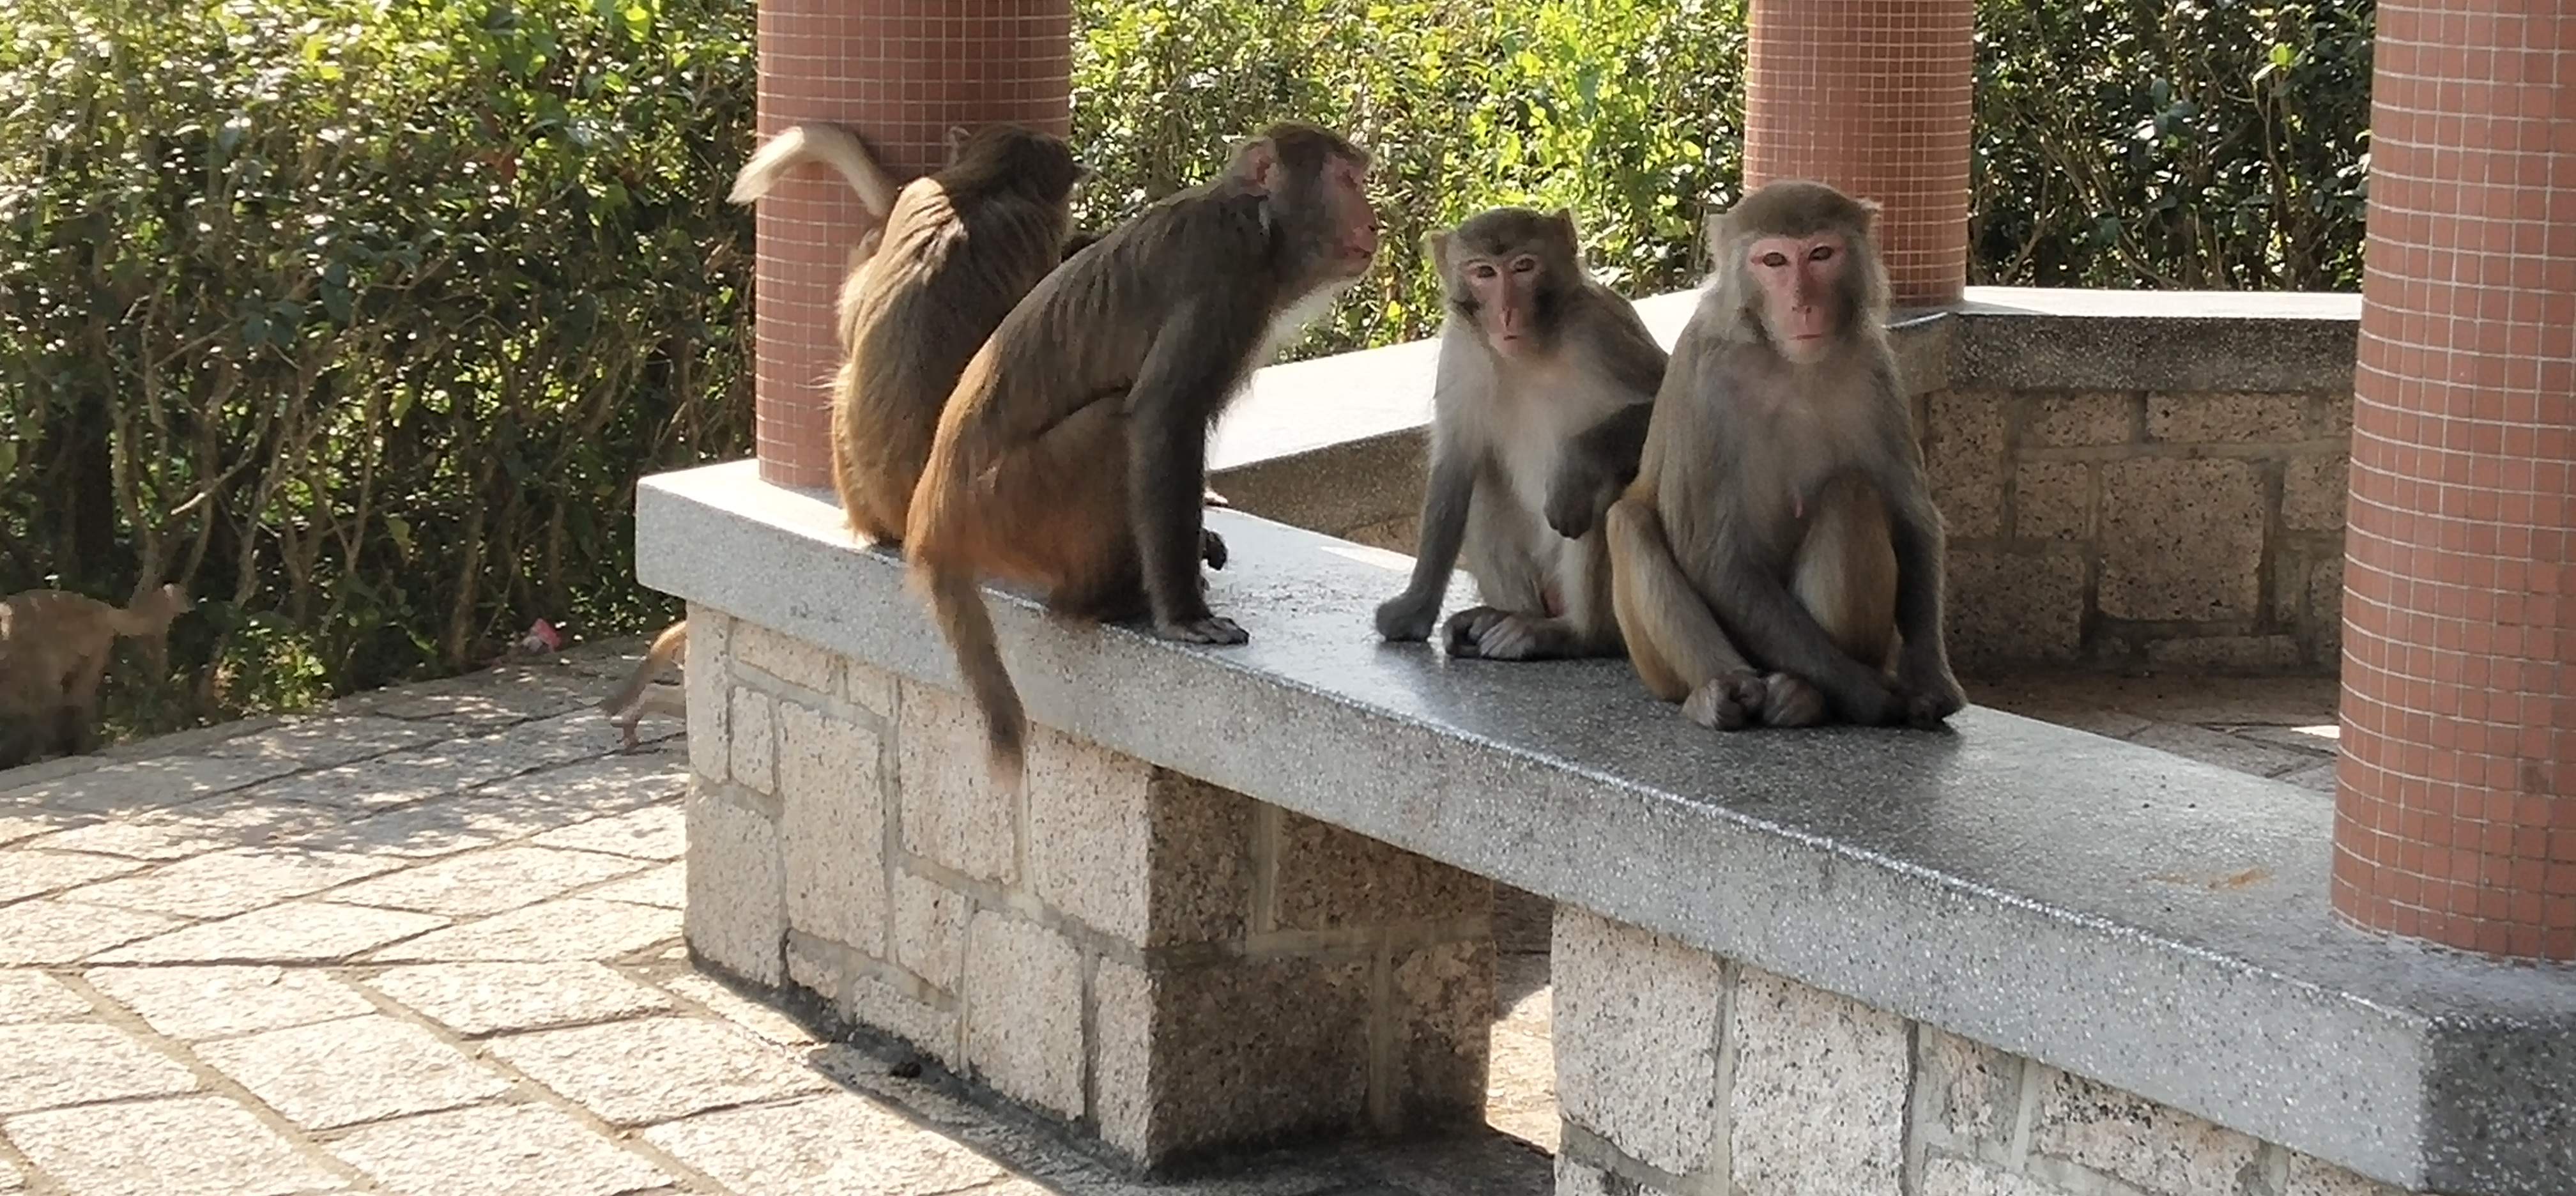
[{"left": 0, "top": 639, "right": 2338, "bottom": 1196}]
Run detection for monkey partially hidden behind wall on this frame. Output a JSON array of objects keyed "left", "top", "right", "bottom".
[
  {"left": 1373, "top": 207, "right": 1666, "bottom": 660},
  {"left": 1604, "top": 180, "right": 1966, "bottom": 730},
  {"left": 0, "top": 583, "right": 194, "bottom": 769},
  {"left": 907, "top": 121, "right": 1383, "bottom": 783},
  {"left": 600, "top": 122, "right": 1083, "bottom": 745}
]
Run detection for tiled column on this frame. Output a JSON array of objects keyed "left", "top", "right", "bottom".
[
  {"left": 1742, "top": 0, "right": 1974, "bottom": 306},
  {"left": 2334, "top": 3, "right": 2576, "bottom": 962},
  {"left": 751, "top": 3, "right": 1073, "bottom": 488}
]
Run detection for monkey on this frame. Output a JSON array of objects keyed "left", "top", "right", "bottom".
[
  {"left": 905, "top": 121, "right": 1382, "bottom": 783},
  {"left": 597, "top": 620, "right": 688, "bottom": 752},
  {"left": 729, "top": 121, "right": 1085, "bottom": 547},
  {"left": 1603, "top": 180, "right": 1966, "bottom": 732},
  {"left": 1372, "top": 206, "right": 1666, "bottom": 661},
  {"left": 593, "top": 124, "right": 1084, "bottom": 748},
  {"left": 0, "top": 583, "right": 194, "bottom": 769}
]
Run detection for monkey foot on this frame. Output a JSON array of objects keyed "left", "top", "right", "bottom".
[
  {"left": 1200, "top": 528, "right": 1229, "bottom": 571},
  {"left": 1443, "top": 607, "right": 1552, "bottom": 660},
  {"left": 1201, "top": 487, "right": 1232, "bottom": 509},
  {"left": 1682, "top": 673, "right": 1768, "bottom": 730},
  {"left": 1155, "top": 613, "right": 1248, "bottom": 645},
  {"left": 1757, "top": 673, "right": 1828, "bottom": 727}
]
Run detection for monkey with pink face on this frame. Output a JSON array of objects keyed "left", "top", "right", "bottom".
[
  {"left": 1374, "top": 207, "right": 1667, "bottom": 661},
  {"left": 1605, "top": 180, "right": 1966, "bottom": 730}
]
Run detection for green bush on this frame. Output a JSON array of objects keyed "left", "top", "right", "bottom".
[
  {"left": 1, "top": 0, "right": 756, "bottom": 730},
  {"left": 0, "top": 0, "right": 2371, "bottom": 741}
]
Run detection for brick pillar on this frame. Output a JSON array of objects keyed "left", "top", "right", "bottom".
[
  {"left": 1742, "top": 0, "right": 1974, "bottom": 307},
  {"left": 2333, "top": 3, "right": 2576, "bottom": 962},
  {"left": 751, "top": 2, "right": 1073, "bottom": 489}
]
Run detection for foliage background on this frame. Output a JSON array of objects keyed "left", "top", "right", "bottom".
[{"left": 0, "top": 0, "right": 2372, "bottom": 740}]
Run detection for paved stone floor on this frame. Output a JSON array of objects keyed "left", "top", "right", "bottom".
[{"left": 0, "top": 641, "right": 2336, "bottom": 1196}]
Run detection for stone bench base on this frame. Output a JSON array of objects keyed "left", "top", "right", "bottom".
[
  {"left": 1552, "top": 907, "right": 2404, "bottom": 1196},
  {"left": 678, "top": 605, "right": 1494, "bottom": 1170}
]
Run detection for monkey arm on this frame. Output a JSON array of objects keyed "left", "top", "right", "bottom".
[
  {"left": 1885, "top": 482, "right": 1968, "bottom": 721},
  {"left": 1124, "top": 302, "right": 1263, "bottom": 642},
  {"left": 1376, "top": 443, "right": 1478, "bottom": 640},
  {"left": 1545, "top": 402, "right": 1652, "bottom": 540}
]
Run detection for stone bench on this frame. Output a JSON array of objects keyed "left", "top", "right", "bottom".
[{"left": 638, "top": 457, "right": 2570, "bottom": 1196}]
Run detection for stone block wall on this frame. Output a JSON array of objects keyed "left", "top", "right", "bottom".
[
  {"left": 677, "top": 604, "right": 1496, "bottom": 1171},
  {"left": 1920, "top": 388, "right": 2350, "bottom": 676},
  {"left": 1550, "top": 907, "right": 2412, "bottom": 1196}
]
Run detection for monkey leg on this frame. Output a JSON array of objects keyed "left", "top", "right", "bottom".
[
  {"left": 1603, "top": 497, "right": 1767, "bottom": 728},
  {"left": 1444, "top": 487, "right": 1579, "bottom": 661},
  {"left": 947, "top": 394, "right": 1174, "bottom": 628},
  {"left": 1447, "top": 532, "right": 1621, "bottom": 662},
  {"left": 1762, "top": 474, "right": 1901, "bottom": 728}
]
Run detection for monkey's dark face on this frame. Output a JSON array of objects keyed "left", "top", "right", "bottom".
[{"left": 1745, "top": 230, "right": 1852, "bottom": 364}]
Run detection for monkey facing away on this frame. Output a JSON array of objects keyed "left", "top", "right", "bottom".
[
  {"left": 906, "top": 121, "right": 1383, "bottom": 782},
  {"left": 1604, "top": 180, "right": 1966, "bottom": 731},
  {"left": 599, "top": 124, "right": 1084, "bottom": 744},
  {"left": 1374, "top": 206, "right": 1666, "bottom": 661},
  {"left": 730, "top": 121, "right": 1084, "bottom": 546},
  {"left": 0, "top": 583, "right": 194, "bottom": 769}
]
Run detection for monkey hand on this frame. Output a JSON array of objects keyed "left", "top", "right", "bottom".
[
  {"left": 1374, "top": 590, "right": 1440, "bottom": 642},
  {"left": 1892, "top": 666, "right": 1967, "bottom": 729},
  {"left": 1156, "top": 612, "right": 1250, "bottom": 645},
  {"left": 1200, "top": 528, "right": 1229, "bottom": 571},
  {"left": 1543, "top": 463, "right": 1618, "bottom": 541}
]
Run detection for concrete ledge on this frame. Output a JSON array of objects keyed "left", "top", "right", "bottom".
[{"left": 640, "top": 459, "right": 2572, "bottom": 1196}]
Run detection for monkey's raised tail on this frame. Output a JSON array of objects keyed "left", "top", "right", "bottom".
[
  {"left": 916, "top": 565, "right": 1029, "bottom": 787},
  {"left": 728, "top": 124, "right": 898, "bottom": 220}
]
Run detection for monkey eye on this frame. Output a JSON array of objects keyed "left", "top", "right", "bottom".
[
  {"left": 1468, "top": 264, "right": 1499, "bottom": 280},
  {"left": 1758, "top": 252, "right": 1790, "bottom": 268},
  {"left": 1808, "top": 245, "right": 1836, "bottom": 262},
  {"left": 1510, "top": 257, "right": 1537, "bottom": 273}
]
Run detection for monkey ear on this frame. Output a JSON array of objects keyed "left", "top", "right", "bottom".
[
  {"left": 944, "top": 125, "right": 972, "bottom": 164},
  {"left": 1702, "top": 211, "right": 1729, "bottom": 257},
  {"left": 1227, "top": 137, "right": 1280, "bottom": 195},
  {"left": 1423, "top": 229, "right": 1452, "bottom": 273},
  {"left": 1549, "top": 206, "right": 1580, "bottom": 243},
  {"left": 1853, "top": 196, "right": 1884, "bottom": 237}
]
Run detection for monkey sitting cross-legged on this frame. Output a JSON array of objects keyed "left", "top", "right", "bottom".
[
  {"left": 1604, "top": 180, "right": 1966, "bottom": 731},
  {"left": 1374, "top": 206, "right": 1667, "bottom": 661},
  {"left": 906, "top": 121, "right": 1383, "bottom": 783},
  {"left": 0, "top": 583, "right": 194, "bottom": 769}
]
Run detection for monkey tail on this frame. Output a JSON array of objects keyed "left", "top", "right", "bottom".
[
  {"left": 728, "top": 124, "right": 898, "bottom": 222},
  {"left": 599, "top": 620, "right": 689, "bottom": 716},
  {"left": 915, "top": 564, "right": 1028, "bottom": 788}
]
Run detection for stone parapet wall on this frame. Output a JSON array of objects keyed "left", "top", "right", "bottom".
[
  {"left": 1923, "top": 387, "right": 2353, "bottom": 676},
  {"left": 1551, "top": 907, "right": 2409, "bottom": 1196},
  {"left": 675, "top": 604, "right": 1495, "bottom": 1171}
]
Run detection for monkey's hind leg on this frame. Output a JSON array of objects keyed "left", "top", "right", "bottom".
[
  {"left": 1764, "top": 474, "right": 1901, "bottom": 727},
  {"left": 1602, "top": 498, "right": 1766, "bottom": 728}
]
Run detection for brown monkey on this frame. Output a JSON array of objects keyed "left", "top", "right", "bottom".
[
  {"left": 730, "top": 121, "right": 1084, "bottom": 546},
  {"left": 1605, "top": 180, "right": 1965, "bottom": 730},
  {"left": 0, "top": 583, "right": 194, "bottom": 768},
  {"left": 597, "top": 620, "right": 688, "bottom": 752},
  {"left": 599, "top": 125, "right": 1082, "bottom": 745},
  {"left": 1374, "top": 206, "right": 1665, "bottom": 661},
  {"left": 907, "top": 121, "right": 1382, "bottom": 781}
]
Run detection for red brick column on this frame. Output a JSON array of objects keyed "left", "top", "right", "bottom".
[
  {"left": 2333, "top": 3, "right": 2576, "bottom": 961},
  {"left": 1742, "top": 0, "right": 1974, "bottom": 307},
  {"left": 751, "top": 2, "right": 1073, "bottom": 488}
]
